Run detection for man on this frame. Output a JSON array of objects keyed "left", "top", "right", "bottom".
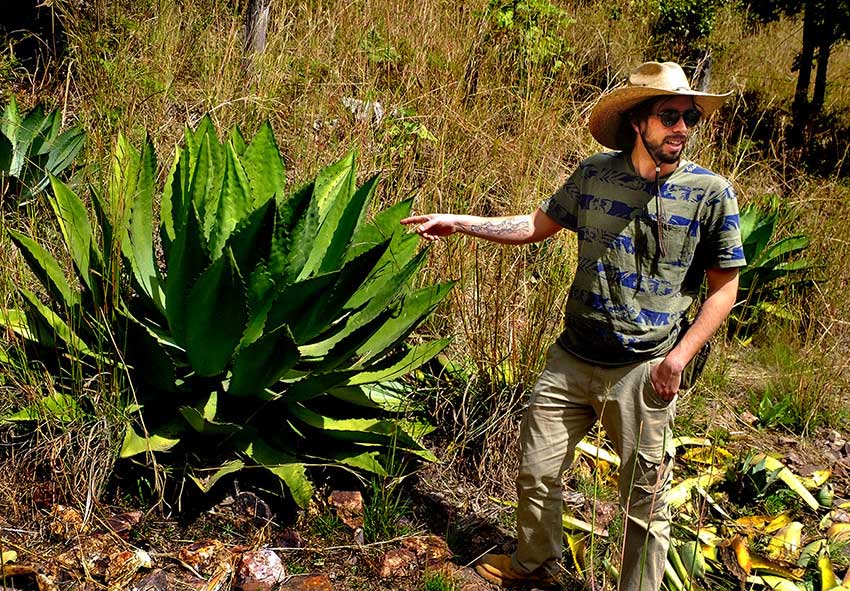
[{"left": 401, "top": 61, "right": 745, "bottom": 590}]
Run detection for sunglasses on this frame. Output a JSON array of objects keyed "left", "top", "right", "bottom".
[{"left": 652, "top": 108, "right": 702, "bottom": 128}]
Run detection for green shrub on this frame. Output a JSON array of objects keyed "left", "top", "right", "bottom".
[
  {"left": 1, "top": 118, "right": 452, "bottom": 507},
  {"left": 485, "top": 0, "right": 573, "bottom": 77},
  {"left": 646, "top": 0, "right": 727, "bottom": 61}
]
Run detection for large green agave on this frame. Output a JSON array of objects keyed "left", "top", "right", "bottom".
[{"left": 2, "top": 118, "right": 452, "bottom": 506}]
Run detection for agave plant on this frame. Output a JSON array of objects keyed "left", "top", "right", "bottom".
[
  {"left": 733, "top": 200, "right": 812, "bottom": 330},
  {"left": 0, "top": 96, "right": 85, "bottom": 206},
  {"left": 1, "top": 118, "right": 452, "bottom": 506}
]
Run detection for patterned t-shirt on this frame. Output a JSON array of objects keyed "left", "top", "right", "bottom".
[{"left": 540, "top": 151, "right": 746, "bottom": 365}]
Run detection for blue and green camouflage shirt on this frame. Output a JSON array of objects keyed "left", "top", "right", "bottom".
[{"left": 540, "top": 151, "right": 746, "bottom": 365}]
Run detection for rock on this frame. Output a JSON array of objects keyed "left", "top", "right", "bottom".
[
  {"left": 401, "top": 535, "right": 452, "bottom": 563},
  {"left": 279, "top": 574, "right": 333, "bottom": 590},
  {"left": 328, "top": 491, "right": 364, "bottom": 529},
  {"left": 177, "top": 539, "right": 231, "bottom": 576},
  {"left": 235, "top": 549, "right": 285, "bottom": 591},
  {"left": 48, "top": 504, "right": 89, "bottom": 539},
  {"left": 444, "top": 564, "right": 490, "bottom": 591},
  {"left": 105, "top": 549, "right": 152, "bottom": 587},
  {"left": 234, "top": 492, "right": 273, "bottom": 521},
  {"left": 273, "top": 528, "right": 303, "bottom": 549},
  {"left": 376, "top": 548, "right": 417, "bottom": 578},
  {"left": 130, "top": 569, "right": 170, "bottom": 591},
  {"left": 105, "top": 511, "right": 143, "bottom": 537}
]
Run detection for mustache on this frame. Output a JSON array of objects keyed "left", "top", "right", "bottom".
[{"left": 665, "top": 133, "right": 688, "bottom": 142}]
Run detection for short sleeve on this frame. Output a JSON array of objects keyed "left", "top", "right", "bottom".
[
  {"left": 700, "top": 183, "right": 747, "bottom": 269},
  {"left": 540, "top": 169, "right": 582, "bottom": 232}
]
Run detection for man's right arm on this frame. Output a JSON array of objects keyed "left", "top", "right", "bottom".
[{"left": 400, "top": 208, "right": 563, "bottom": 245}]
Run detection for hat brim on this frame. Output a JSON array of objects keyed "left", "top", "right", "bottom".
[{"left": 589, "top": 86, "right": 733, "bottom": 151}]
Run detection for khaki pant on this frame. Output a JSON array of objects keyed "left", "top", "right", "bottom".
[{"left": 511, "top": 343, "right": 676, "bottom": 591}]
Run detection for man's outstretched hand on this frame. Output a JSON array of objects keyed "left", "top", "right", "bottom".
[{"left": 400, "top": 214, "right": 460, "bottom": 241}]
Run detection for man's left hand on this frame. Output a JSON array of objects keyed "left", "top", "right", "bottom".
[{"left": 650, "top": 357, "right": 683, "bottom": 401}]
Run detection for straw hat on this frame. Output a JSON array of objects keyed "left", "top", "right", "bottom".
[{"left": 589, "top": 61, "right": 733, "bottom": 151}]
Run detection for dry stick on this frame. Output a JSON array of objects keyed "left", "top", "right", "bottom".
[{"left": 465, "top": 544, "right": 498, "bottom": 569}]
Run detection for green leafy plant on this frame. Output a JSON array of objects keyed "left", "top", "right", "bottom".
[
  {"left": 748, "top": 384, "right": 802, "bottom": 432},
  {"left": 646, "top": 0, "right": 726, "bottom": 61},
  {"left": 421, "top": 570, "right": 460, "bottom": 591},
  {"left": 485, "top": 0, "right": 573, "bottom": 76},
  {"left": 363, "top": 477, "right": 413, "bottom": 542},
  {"left": 0, "top": 96, "right": 85, "bottom": 206},
  {"left": 732, "top": 200, "right": 812, "bottom": 332},
  {"left": 1, "top": 118, "right": 452, "bottom": 507}
]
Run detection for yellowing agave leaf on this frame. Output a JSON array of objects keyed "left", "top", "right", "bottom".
[
  {"left": 731, "top": 535, "right": 753, "bottom": 575},
  {"left": 800, "top": 469, "right": 831, "bottom": 490},
  {"left": 668, "top": 468, "right": 727, "bottom": 509},
  {"left": 766, "top": 522, "right": 803, "bottom": 561},
  {"left": 681, "top": 445, "right": 733, "bottom": 466},
  {"left": 562, "top": 513, "right": 608, "bottom": 537},
  {"left": 700, "top": 543, "right": 718, "bottom": 564},
  {"left": 751, "top": 454, "right": 820, "bottom": 511},
  {"left": 565, "top": 533, "right": 587, "bottom": 577},
  {"left": 576, "top": 438, "right": 621, "bottom": 468},
  {"left": 765, "top": 513, "right": 794, "bottom": 533},
  {"left": 819, "top": 553, "right": 839, "bottom": 591},
  {"left": 673, "top": 436, "right": 713, "bottom": 448},
  {"left": 749, "top": 552, "right": 805, "bottom": 579},
  {"left": 736, "top": 515, "right": 775, "bottom": 529},
  {"left": 827, "top": 523, "right": 850, "bottom": 544}
]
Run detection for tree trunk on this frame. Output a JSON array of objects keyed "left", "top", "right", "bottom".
[
  {"left": 245, "top": 0, "right": 271, "bottom": 55},
  {"left": 793, "top": 0, "right": 817, "bottom": 122},
  {"left": 693, "top": 49, "right": 712, "bottom": 92},
  {"left": 812, "top": 40, "right": 831, "bottom": 114}
]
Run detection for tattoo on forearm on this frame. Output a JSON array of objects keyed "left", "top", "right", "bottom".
[{"left": 466, "top": 219, "right": 530, "bottom": 237}]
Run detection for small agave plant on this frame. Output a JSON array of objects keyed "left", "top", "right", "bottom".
[
  {"left": 733, "top": 200, "right": 812, "bottom": 332},
  {"left": 1, "top": 96, "right": 85, "bottom": 206},
  {"left": 2, "top": 118, "right": 452, "bottom": 506}
]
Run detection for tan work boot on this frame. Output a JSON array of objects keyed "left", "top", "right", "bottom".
[{"left": 474, "top": 553, "right": 557, "bottom": 587}]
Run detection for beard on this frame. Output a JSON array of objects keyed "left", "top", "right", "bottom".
[{"left": 640, "top": 128, "right": 688, "bottom": 164}]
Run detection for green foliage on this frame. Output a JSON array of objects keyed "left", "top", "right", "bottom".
[
  {"left": 360, "top": 28, "right": 402, "bottom": 65},
  {"left": 485, "top": 0, "right": 573, "bottom": 76},
  {"left": 363, "top": 477, "right": 413, "bottom": 542},
  {"left": 0, "top": 96, "right": 86, "bottom": 206},
  {"left": 748, "top": 384, "right": 804, "bottom": 432},
  {"left": 1, "top": 119, "right": 452, "bottom": 507},
  {"left": 421, "top": 570, "right": 459, "bottom": 591},
  {"left": 382, "top": 108, "right": 437, "bottom": 161},
  {"left": 732, "top": 200, "right": 812, "bottom": 332},
  {"left": 646, "top": 0, "right": 726, "bottom": 60},
  {"left": 729, "top": 453, "right": 805, "bottom": 513}
]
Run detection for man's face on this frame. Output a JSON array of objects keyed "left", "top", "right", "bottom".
[{"left": 634, "top": 96, "right": 699, "bottom": 164}]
